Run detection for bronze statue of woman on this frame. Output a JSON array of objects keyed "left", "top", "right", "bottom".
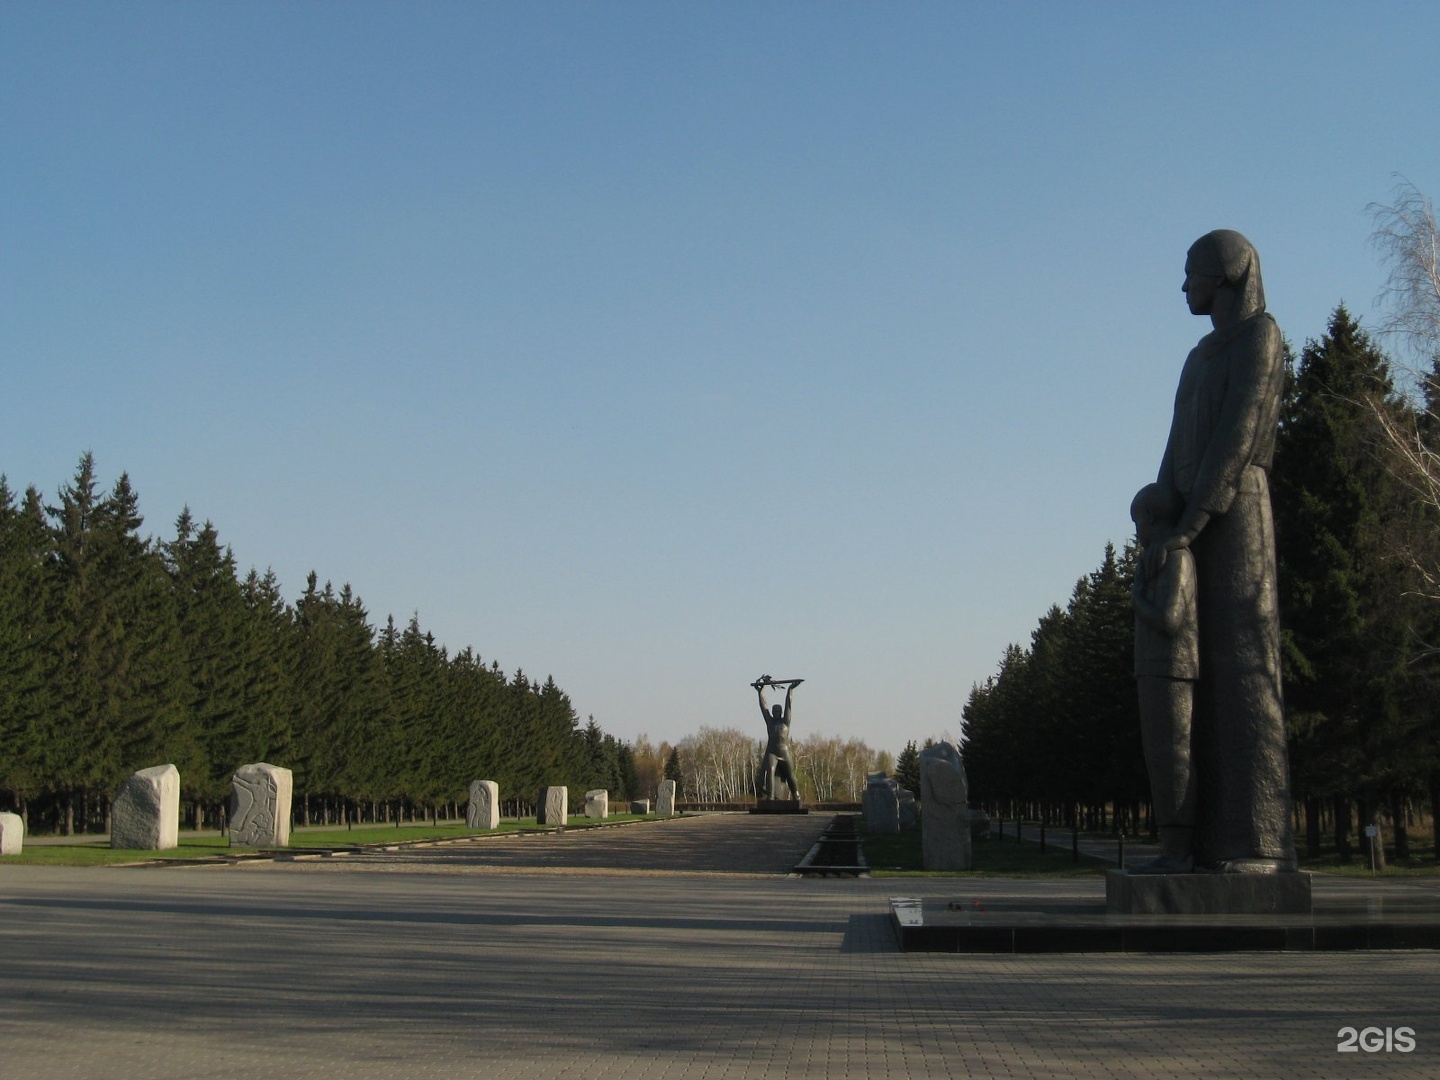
[{"left": 1146, "top": 229, "right": 1297, "bottom": 872}]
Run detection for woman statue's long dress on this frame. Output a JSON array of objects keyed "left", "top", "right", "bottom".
[{"left": 1152, "top": 229, "right": 1297, "bottom": 872}]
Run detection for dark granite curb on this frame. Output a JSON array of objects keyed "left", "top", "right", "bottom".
[{"left": 890, "top": 894, "right": 1440, "bottom": 952}]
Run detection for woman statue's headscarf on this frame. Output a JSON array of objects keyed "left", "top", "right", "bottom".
[{"left": 1188, "top": 229, "right": 1266, "bottom": 319}]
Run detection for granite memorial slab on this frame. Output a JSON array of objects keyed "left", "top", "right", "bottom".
[
  {"left": 863, "top": 772, "right": 900, "bottom": 835},
  {"left": 229, "top": 762, "right": 293, "bottom": 847},
  {"left": 0, "top": 811, "right": 22, "bottom": 855},
  {"left": 898, "top": 789, "right": 917, "bottom": 830},
  {"left": 467, "top": 780, "right": 500, "bottom": 830},
  {"left": 110, "top": 764, "right": 180, "bottom": 850},
  {"left": 537, "top": 786, "right": 567, "bottom": 825},
  {"left": 585, "top": 789, "right": 608, "bottom": 819},
  {"left": 920, "top": 740, "right": 971, "bottom": 870}
]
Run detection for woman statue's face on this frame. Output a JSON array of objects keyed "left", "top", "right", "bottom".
[{"left": 1182, "top": 255, "right": 1222, "bottom": 316}]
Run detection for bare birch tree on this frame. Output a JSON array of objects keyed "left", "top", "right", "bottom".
[
  {"left": 631, "top": 734, "right": 672, "bottom": 802},
  {"left": 792, "top": 733, "right": 885, "bottom": 802},
  {"left": 676, "top": 726, "right": 759, "bottom": 802},
  {"left": 1368, "top": 179, "right": 1440, "bottom": 599},
  {"left": 1370, "top": 178, "right": 1440, "bottom": 361}
]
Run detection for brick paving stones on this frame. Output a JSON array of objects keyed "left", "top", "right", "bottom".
[{"left": 1, "top": 813, "right": 1437, "bottom": 1079}]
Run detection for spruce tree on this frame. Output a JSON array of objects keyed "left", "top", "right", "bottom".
[
  {"left": 165, "top": 510, "right": 251, "bottom": 812},
  {"left": 1272, "top": 306, "right": 1416, "bottom": 854},
  {"left": 0, "top": 481, "right": 60, "bottom": 819},
  {"left": 663, "top": 746, "right": 684, "bottom": 792},
  {"left": 892, "top": 740, "right": 921, "bottom": 798}
]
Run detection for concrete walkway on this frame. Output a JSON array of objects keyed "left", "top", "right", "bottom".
[{"left": 2, "top": 812, "right": 1437, "bottom": 1079}]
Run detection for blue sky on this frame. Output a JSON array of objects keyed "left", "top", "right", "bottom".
[{"left": 4, "top": 3, "right": 1437, "bottom": 755}]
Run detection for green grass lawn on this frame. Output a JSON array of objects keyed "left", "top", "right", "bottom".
[
  {"left": 298, "top": 814, "right": 653, "bottom": 848},
  {"left": 0, "top": 813, "right": 662, "bottom": 866},
  {"left": 862, "top": 821, "right": 1439, "bottom": 878},
  {"left": 2, "top": 837, "right": 236, "bottom": 866},
  {"left": 862, "top": 824, "right": 1104, "bottom": 877},
  {"left": 1299, "top": 852, "right": 1440, "bottom": 877},
  {"left": 1295, "top": 819, "right": 1437, "bottom": 875}
]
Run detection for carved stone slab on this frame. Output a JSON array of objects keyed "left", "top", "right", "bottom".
[
  {"left": 629, "top": 799, "right": 650, "bottom": 815},
  {"left": 920, "top": 741, "right": 972, "bottom": 870},
  {"left": 537, "top": 786, "right": 568, "bottom": 825},
  {"left": 968, "top": 808, "right": 992, "bottom": 841},
  {"left": 656, "top": 779, "right": 676, "bottom": 816},
  {"left": 467, "top": 780, "right": 500, "bottom": 830},
  {"left": 110, "top": 764, "right": 180, "bottom": 850},
  {"left": 585, "top": 789, "right": 608, "bottom": 819},
  {"left": 0, "top": 811, "right": 22, "bottom": 856},
  {"left": 898, "top": 789, "right": 917, "bottom": 831},
  {"left": 863, "top": 773, "right": 901, "bottom": 835},
  {"left": 229, "top": 763, "right": 293, "bottom": 847}
]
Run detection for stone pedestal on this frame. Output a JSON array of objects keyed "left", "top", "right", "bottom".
[
  {"left": 656, "top": 780, "right": 676, "bottom": 816},
  {"left": 111, "top": 764, "right": 180, "bottom": 850},
  {"left": 229, "top": 763, "right": 292, "bottom": 847},
  {"left": 537, "top": 786, "right": 568, "bottom": 825},
  {"left": 585, "top": 789, "right": 608, "bottom": 819},
  {"left": 0, "top": 811, "right": 23, "bottom": 856},
  {"left": 750, "top": 799, "right": 808, "bottom": 814},
  {"left": 1106, "top": 869, "right": 1314, "bottom": 915},
  {"left": 467, "top": 780, "right": 500, "bottom": 830}
]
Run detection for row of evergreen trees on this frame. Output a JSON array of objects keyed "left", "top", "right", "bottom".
[
  {"left": 962, "top": 307, "right": 1440, "bottom": 858},
  {"left": 0, "top": 454, "right": 636, "bottom": 833}
]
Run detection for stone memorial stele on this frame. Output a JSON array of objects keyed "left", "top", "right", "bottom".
[
  {"left": 630, "top": 799, "right": 650, "bottom": 815},
  {"left": 897, "top": 789, "right": 918, "bottom": 831},
  {"left": 467, "top": 780, "right": 500, "bottom": 830},
  {"left": 862, "top": 771, "right": 901, "bottom": 836},
  {"left": 656, "top": 779, "right": 676, "bottom": 816},
  {"left": 920, "top": 741, "right": 972, "bottom": 871},
  {"left": 1113, "top": 231, "right": 1309, "bottom": 916},
  {"left": 229, "top": 762, "right": 293, "bottom": 847},
  {"left": 585, "top": 789, "right": 609, "bottom": 819},
  {"left": 0, "top": 811, "right": 23, "bottom": 856},
  {"left": 110, "top": 764, "right": 180, "bottom": 850},
  {"left": 968, "top": 808, "right": 992, "bottom": 841},
  {"left": 537, "top": 786, "right": 568, "bottom": 825}
]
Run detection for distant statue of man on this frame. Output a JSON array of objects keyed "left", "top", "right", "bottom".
[
  {"left": 1139, "top": 229, "right": 1297, "bottom": 873},
  {"left": 753, "top": 676, "right": 802, "bottom": 802}
]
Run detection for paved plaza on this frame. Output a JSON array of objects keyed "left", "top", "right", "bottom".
[{"left": 1, "top": 813, "right": 1437, "bottom": 1079}]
